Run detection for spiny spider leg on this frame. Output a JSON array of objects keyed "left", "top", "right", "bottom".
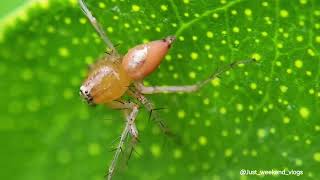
[
  {"left": 78, "top": 0, "right": 118, "bottom": 55},
  {"left": 128, "top": 90, "right": 181, "bottom": 144},
  {"left": 107, "top": 102, "right": 139, "bottom": 180},
  {"left": 122, "top": 133, "right": 140, "bottom": 167},
  {"left": 135, "top": 58, "right": 256, "bottom": 94}
]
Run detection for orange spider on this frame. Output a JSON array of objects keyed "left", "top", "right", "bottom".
[{"left": 78, "top": 0, "right": 255, "bottom": 179}]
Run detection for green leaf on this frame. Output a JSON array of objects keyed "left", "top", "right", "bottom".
[
  {"left": 1, "top": 0, "right": 320, "bottom": 179},
  {"left": 0, "top": 0, "right": 27, "bottom": 19}
]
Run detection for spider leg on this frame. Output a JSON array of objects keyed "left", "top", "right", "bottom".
[
  {"left": 135, "top": 58, "right": 256, "bottom": 94},
  {"left": 106, "top": 101, "right": 139, "bottom": 180},
  {"left": 78, "top": 0, "right": 118, "bottom": 55},
  {"left": 128, "top": 90, "right": 181, "bottom": 144}
]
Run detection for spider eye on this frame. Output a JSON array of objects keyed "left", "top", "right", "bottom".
[{"left": 79, "top": 86, "right": 93, "bottom": 104}]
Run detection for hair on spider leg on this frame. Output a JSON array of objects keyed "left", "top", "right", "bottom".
[
  {"left": 103, "top": 117, "right": 116, "bottom": 121},
  {"left": 126, "top": 85, "right": 138, "bottom": 93},
  {"left": 126, "top": 144, "right": 141, "bottom": 165},
  {"left": 148, "top": 107, "right": 167, "bottom": 123},
  {"left": 109, "top": 146, "right": 124, "bottom": 154},
  {"left": 104, "top": 51, "right": 112, "bottom": 55},
  {"left": 113, "top": 99, "right": 125, "bottom": 104},
  {"left": 117, "top": 136, "right": 142, "bottom": 167},
  {"left": 107, "top": 135, "right": 122, "bottom": 147},
  {"left": 108, "top": 138, "right": 125, "bottom": 153},
  {"left": 104, "top": 43, "right": 121, "bottom": 56},
  {"left": 159, "top": 129, "right": 183, "bottom": 152},
  {"left": 196, "top": 57, "right": 257, "bottom": 89},
  {"left": 109, "top": 147, "right": 119, "bottom": 152},
  {"left": 129, "top": 91, "right": 181, "bottom": 144},
  {"left": 114, "top": 43, "right": 121, "bottom": 48},
  {"left": 112, "top": 107, "right": 132, "bottom": 111}
]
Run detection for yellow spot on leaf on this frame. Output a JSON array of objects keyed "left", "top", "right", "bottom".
[
  {"left": 212, "top": 13, "right": 219, "bottom": 18},
  {"left": 252, "top": 53, "right": 261, "bottom": 61},
  {"left": 198, "top": 136, "right": 207, "bottom": 146},
  {"left": 150, "top": 144, "right": 161, "bottom": 157},
  {"left": 203, "top": 98, "right": 210, "bottom": 105},
  {"left": 257, "top": 129, "right": 266, "bottom": 138},
  {"left": 236, "top": 104, "right": 243, "bottom": 112},
  {"left": 277, "top": 43, "right": 283, "bottom": 48},
  {"left": 38, "top": 0, "right": 49, "bottom": 9},
  {"left": 299, "top": 107, "right": 310, "bottom": 119},
  {"left": 58, "top": 47, "right": 69, "bottom": 57},
  {"left": 173, "top": 149, "right": 182, "bottom": 159},
  {"left": 225, "top": 148, "right": 233, "bottom": 157},
  {"left": 107, "top": 27, "right": 113, "bottom": 33},
  {"left": 294, "top": 59, "right": 303, "bottom": 68},
  {"left": 314, "top": 152, "right": 320, "bottom": 162},
  {"left": 192, "top": 36, "right": 198, "bottom": 41},
  {"left": 64, "top": 17, "right": 71, "bottom": 25},
  {"left": 189, "top": 71, "right": 196, "bottom": 79},
  {"left": 270, "top": 128, "right": 276, "bottom": 134},
  {"left": 206, "top": 31, "right": 214, "bottom": 38},
  {"left": 308, "top": 49, "right": 315, "bottom": 56},
  {"left": 295, "top": 159, "right": 303, "bottom": 166},
  {"left": 132, "top": 5, "right": 140, "bottom": 12},
  {"left": 69, "top": 0, "right": 77, "bottom": 6},
  {"left": 161, "top": 5, "right": 168, "bottom": 11},
  {"left": 316, "top": 36, "right": 320, "bottom": 43},
  {"left": 296, "top": 35, "right": 304, "bottom": 42},
  {"left": 232, "top": 26, "right": 240, "bottom": 33},
  {"left": 178, "top": 110, "right": 185, "bottom": 119},
  {"left": 261, "top": 31, "right": 268, "bottom": 36},
  {"left": 211, "top": 78, "right": 220, "bottom": 87},
  {"left": 287, "top": 68, "right": 292, "bottom": 74},
  {"left": 300, "top": 0, "right": 308, "bottom": 4},
  {"left": 219, "top": 107, "right": 227, "bottom": 114},
  {"left": 244, "top": 9, "right": 252, "bottom": 16},
  {"left": 306, "top": 71, "right": 312, "bottom": 76},
  {"left": 88, "top": 143, "right": 101, "bottom": 156},
  {"left": 280, "top": 85, "right": 288, "bottom": 93},
  {"left": 251, "top": 150, "right": 257, "bottom": 156},
  {"left": 262, "top": 2, "right": 268, "bottom": 6},
  {"left": 280, "top": 9, "right": 289, "bottom": 18},
  {"left": 250, "top": 83, "right": 257, "bottom": 90},
  {"left": 99, "top": 2, "right": 106, "bottom": 9},
  {"left": 309, "top": 89, "right": 315, "bottom": 94},
  {"left": 204, "top": 44, "right": 210, "bottom": 50},
  {"left": 79, "top": 17, "right": 86, "bottom": 24},
  {"left": 190, "top": 52, "right": 198, "bottom": 60}
]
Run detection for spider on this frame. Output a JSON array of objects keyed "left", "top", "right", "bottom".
[{"left": 78, "top": 0, "right": 255, "bottom": 179}]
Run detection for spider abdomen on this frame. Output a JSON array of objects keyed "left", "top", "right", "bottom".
[{"left": 122, "top": 36, "right": 175, "bottom": 80}]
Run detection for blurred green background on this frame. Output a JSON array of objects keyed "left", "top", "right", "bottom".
[
  {"left": 1, "top": 0, "right": 319, "bottom": 179},
  {"left": 0, "top": 0, "right": 26, "bottom": 19}
]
